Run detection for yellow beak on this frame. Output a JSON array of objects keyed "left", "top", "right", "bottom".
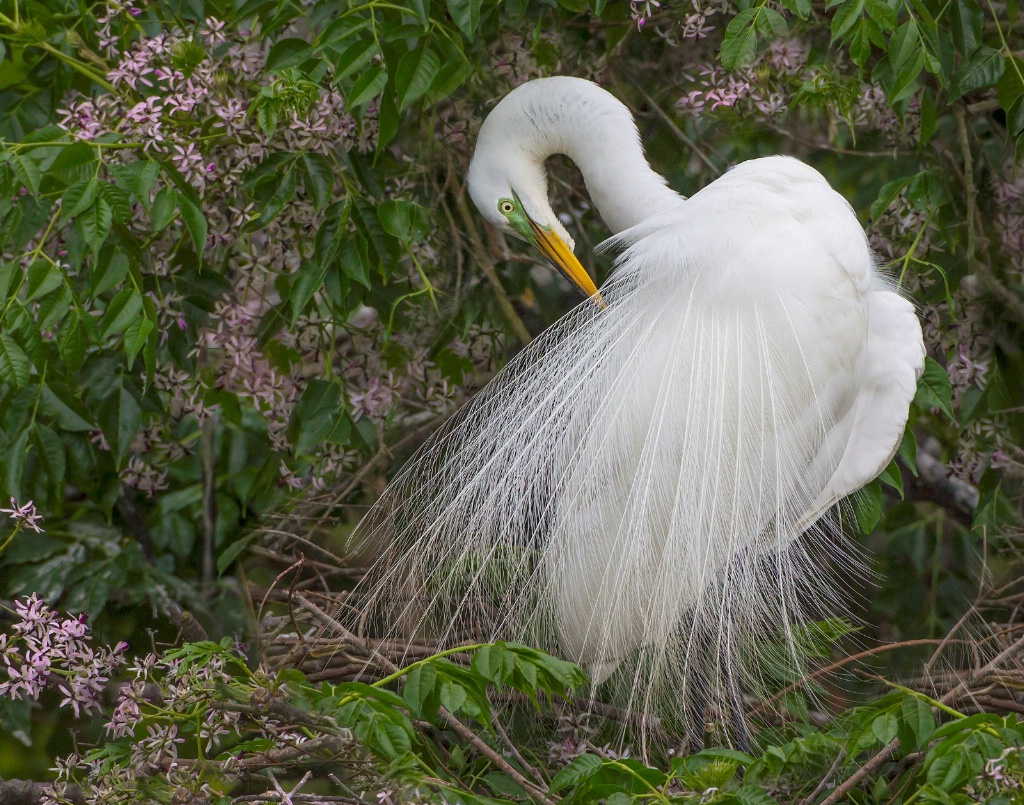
[{"left": 528, "top": 218, "right": 607, "bottom": 309}]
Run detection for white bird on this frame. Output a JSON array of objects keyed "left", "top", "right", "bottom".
[{"left": 348, "top": 76, "right": 925, "bottom": 747}]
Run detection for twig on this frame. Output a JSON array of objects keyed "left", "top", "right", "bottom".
[
  {"left": 492, "top": 712, "right": 549, "bottom": 789},
  {"left": 749, "top": 638, "right": 961, "bottom": 718},
  {"left": 0, "top": 779, "right": 84, "bottom": 805},
  {"left": 292, "top": 596, "right": 556, "bottom": 804},
  {"left": 630, "top": 84, "right": 722, "bottom": 177},
  {"left": 820, "top": 631, "right": 1024, "bottom": 804},
  {"left": 201, "top": 414, "right": 218, "bottom": 587},
  {"left": 797, "top": 748, "right": 847, "bottom": 805},
  {"left": 954, "top": 105, "right": 976, "bottom": 263},
  {"left": 165, "top": 601, "right": 209, "bottom": 643}
]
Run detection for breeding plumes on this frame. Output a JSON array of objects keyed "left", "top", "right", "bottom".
[{"left": 344, "top": 76, "right": 925, "bottom": 748}]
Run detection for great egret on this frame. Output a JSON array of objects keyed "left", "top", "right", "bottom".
[{"left": 348, "top": 76, "right": 924, "bottom": 747}]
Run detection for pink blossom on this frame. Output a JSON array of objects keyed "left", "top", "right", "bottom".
[{"left": 0, "top": 498, "right": 44, "bottom": 533}]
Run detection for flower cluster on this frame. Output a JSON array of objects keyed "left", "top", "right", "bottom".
[
  {"left": 44, "top": 12, "right": 501, "bottom": 502},
  {"left": 0, "top": 497, "right": 44, "bottom": 534},
  {"left": 0, "top": 595, "right": 126, "bottom": 717},
  {"left": 993, "top": 168, "right": 1024, "bottom": 282}
]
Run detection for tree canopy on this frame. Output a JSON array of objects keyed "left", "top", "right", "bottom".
[{"left": 0, "top": 0, "right": 1023, "bottom": 802}]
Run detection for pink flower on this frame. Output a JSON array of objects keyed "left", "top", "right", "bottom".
[{"left": 0, "top": 498, "right": 44, "bottom": 533}]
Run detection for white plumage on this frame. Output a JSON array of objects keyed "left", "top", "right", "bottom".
[{"left": 347, "top": 77, "right": 924, "bottom": 743}]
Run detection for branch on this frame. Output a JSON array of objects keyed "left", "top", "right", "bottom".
[
  {"left": 819, "top": 631, "right": 1024, "bottom": 804},
  {"left": 0, "top": 780, "right": 83, "bottom": 805},
  {"left": 291, "top": 596, "right": 556, "bottom": 805}
]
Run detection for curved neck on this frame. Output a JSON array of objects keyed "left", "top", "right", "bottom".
[{"left": 486, "top": 78, "right": 684, "bottom": 234}]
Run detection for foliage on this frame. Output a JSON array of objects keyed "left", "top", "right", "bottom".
[
  {"left": 0, "top": 0, "right": 1023, "bottom": 800},
  {"left": 2, "top": 594, "right": 1023, "bottom": 803}
]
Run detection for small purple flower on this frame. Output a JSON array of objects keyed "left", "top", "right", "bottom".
[{"left": 0, "top": 498, "right": 44, "bottom": 533}]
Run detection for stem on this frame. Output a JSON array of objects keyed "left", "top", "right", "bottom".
[{"left": 371, "top": 643, "right": 486, "bottom": 689}]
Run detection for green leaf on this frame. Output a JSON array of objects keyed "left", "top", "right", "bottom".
[
  {"left": 0, "top": 333, "right": 30, "bottom": 389},
  {"left": 301, "top": 153, "right": 334, "bottom": 214},
  {"left": 265, "top": 38, "right": 312, "bottom": 71},
  {"left": 340, "top": 234, "right": 372, "bottom": 289},
  {"left": 757, "top": 7, "right": 789, "bottom": 37},
  {"left": 948, "top": 0, "right": 984, "bottom": 56},
  {"left": 395, "top": 47, "right": 441, "bottom": 110},
  {"left": 123, "top": 316, "right": 155, "bottom": 366},
  {"left": 430, "top": 60, "right": 473, "bottom": 102},
  {"left": 60, "top": 179, "right": 99, "bottom": 221},
  {"left": 6, "top": 153, "right": 41, "bottom": 193},
  {"left": 879, "top": 458, "right": 904, "bottom": 498},
  {"left": 109, "top": 159, "right": 160, "bottom": 207},
  {"left": 99, "top": 183, "right": 132, "bottom": 222},
  {"left": 314, "top": 201, "right": 350, "bottom": 267},
  {"left": 245, "top": 168, "right": 297, "bottom": 232},
  {"left": 37, "top": 285, "right": 71, "bottom": 331},
  {"left": 377, "top": 84, "right": 400, "bottom": 152},
  {"left": 897, "top": 695, "right": 935, "bottom": 751},
  {"left": 438, "top": 680, "right": 467, "bottom": 713},
  {"left": 831, "top": 0, "right": 866, "bottom": 41},
  {"left": 34, "top": 423, "right": 65, "bottom": 489},
  {"left": 101, "top": 288, "right": 144, "bottom": 339},
  {"left": 0, "top": 261, "right": 17, "bottom": 302},
  {"left": 78, "top": 197, "right": 113, "bottom": 255},
  {"left": 92, "top": 252, "right": 130, "bottom": 297},
  {"left": 256, "top": 105, "right": 279, "bottom": 137},
  {"left": 408, "top": 0, "right": 430, "bottom": 24},
  {"left": 25, "top": 259, "right": 63, "bottom": 301},
  {"left": 779, "top": 0, "right": 811, "bottom": 19},
  {"left": 178, "top": 196, "right": 208, "bottom": 261},
  {"left": 850, "top": 18, "right": 875, "bottom": 67},
  {"left": 888, "top": 18, "right": 922, "bottom": 73},
  {"left": 720, "top": 9, "right": 759, "bottom": 69},
  {"left": 447, "top": 0, "right": 483, "bottom": 38},
  {"left": 217, "top": 534, "right": 257, "bottom": 575},
  {"left": 151, "top": 187, "right": 179, "bottom": 231},
  {"left": 41, "top": 382, "right": 92, "bottom": 431},
  {"left": 898, "top": 425, "right": 918, "bottom": 476},
  {"left": 950, "top": 45, "right": 1005, "bottom": 98},
  {"left": 288, "top": 380, "right": 344, "bottom": 454},
  {"left": 320, "top": 16, "right": 373, "bottom": 49},
  {"left": 927, "top": 752, "right": 966, "bottom": 790},
  {"left": 378, "top": 198, "right": 430, "bottom": 241},
  {"left": 347, "top": 66, "right": 387, "bottom": 108},
  {"left": 46, "top": 142, "right": 95, "bottom": 184},
  {"left": 369, "top": 721, "right": 411, "bottom": 759},
  {"left": 996, "top": 57, "right": 1024, "bottom": 121},
  {"left": 854, "top": 478, "right": 883, "bottom": 533},
  {"left": 914, "top": 356, "right": 955, "bottom": 421},
  {"left": 864, "top": 0, "right": 897, "bottom": 30},
  {"left": 289, "top": 259, "right": 328, "bottom": 324},
  {"left": 57, "top": 318, "right": 86, "bottom": 374},
  {"left": 4, "top": 428, "right": 29, "bottom": 499},
  {"left": 472, "top": 644, "right": 515, "bottom": 683},
  {"left": 549, "top": 754, "right": 603, "bottom": 793},
  {"left": 331, "top": 39, "right": 379, "bottom": 81},
  {"left": 402, "top": 663, "right": 437, "bottom": 717},
  {"left": 112, "top": 383, "right": 142, "bottom": 464},
  {"left": 870, "top": 175, "right": 916, "bottom": 219}
]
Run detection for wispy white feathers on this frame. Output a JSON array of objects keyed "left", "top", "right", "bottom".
[{"left": 340, "top": 81, "right": 924, "bottom": 747}]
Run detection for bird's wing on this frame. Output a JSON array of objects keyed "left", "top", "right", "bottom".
[{"left": 801, "top": 279, "right": 925, "bottom": 524}]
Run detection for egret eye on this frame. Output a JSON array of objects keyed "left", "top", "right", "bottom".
[{"left": 498, "top": 199, "right": 515, "bottom": 215}]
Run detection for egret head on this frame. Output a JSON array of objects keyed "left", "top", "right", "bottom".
[{"left": 467, "top": 102, "right": 603, "bottom": 305}]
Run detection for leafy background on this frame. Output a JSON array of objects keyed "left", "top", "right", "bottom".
[{"left": 0, "top": 0, "right": 1022, "bottom": 801}]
